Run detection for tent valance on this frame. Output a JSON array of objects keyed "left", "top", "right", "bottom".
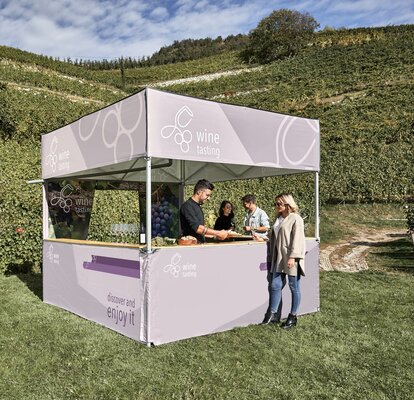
[{"left": 41, "top": 88, "right": 319, "bottom": 184}]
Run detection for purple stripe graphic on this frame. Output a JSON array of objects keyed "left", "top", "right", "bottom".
[
  {"left": 83, "top": 256, "right": 140, "bottom": 278},
  {"left": 92, "top": 255, "right": 139, "bottom": 269},
  {"left": 259, "top": 262, "right": 268, "bottom": 271}
]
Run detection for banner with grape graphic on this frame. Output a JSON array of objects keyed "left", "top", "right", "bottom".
[
  {"left": 46, "top": 180, "right": 95, "bottom": 239},
  {"left": 42, "top": 88, "right": 319, "bottom": 183},
  {"left": 138, "top": 182, "right": 180, "bottom": 239},
  {"left": 92, "top": 181, "right": 180, "bottom": 240}
]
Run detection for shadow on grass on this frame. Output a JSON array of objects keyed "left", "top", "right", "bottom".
[
  {"left": 352, "top": 234, "right": 411, "bottom": 248},
  {"left": 15, "top": 273, "right": 43, "bottom": 300},
  {"left": 368, "top": 237, "right": 414, "bottom": 275},
  {"left": 375, "top": 253, "right": 414, "bottom": 275},
  {"left": 4, "top": 262, "right": 43, "bottom": 300}
]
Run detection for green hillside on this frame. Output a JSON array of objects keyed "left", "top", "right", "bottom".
[{"left": 0, "top": 25, "right": 413, "bottom": 272}]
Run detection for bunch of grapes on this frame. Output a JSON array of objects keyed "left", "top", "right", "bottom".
[{"left": 151, "top": 197, "right": 178, "bottom": 238}]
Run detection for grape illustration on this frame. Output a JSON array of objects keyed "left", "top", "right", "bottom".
[{"left": 151, "top": 195, "right": 179, "bottom": 238}]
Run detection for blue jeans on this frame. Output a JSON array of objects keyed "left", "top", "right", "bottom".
[{"left": 270, "top": 272, "right": 301, "bottom": 315}]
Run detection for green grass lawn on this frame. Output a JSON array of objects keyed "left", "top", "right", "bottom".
[
  {"left": 367, "top": 236, "right": 414, "bottom": 274},
  {"left": 1, "top": 204, "right": 413, "bottom": 399},
  {"left": 1, "top": 270, "right": 413, "bottom": 399},
  {"left": 318, "top": 203, "right": 407, "bottom": 244}
]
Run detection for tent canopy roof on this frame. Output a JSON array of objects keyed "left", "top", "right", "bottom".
[{"left": 41, "top": 88, "right": 320, "bottom": 183}]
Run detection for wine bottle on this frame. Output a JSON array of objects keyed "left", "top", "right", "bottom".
[{"left": 139, "top": 221, "right": 146, "bottom": 244}]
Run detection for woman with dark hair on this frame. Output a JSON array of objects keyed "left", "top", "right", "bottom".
[{"left": 214, "top": 201, "right": 235, "bottom": 231}]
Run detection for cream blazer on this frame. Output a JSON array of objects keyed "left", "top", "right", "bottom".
[{"left": 268, "top": 212, "right": 306, "bottom": 276}]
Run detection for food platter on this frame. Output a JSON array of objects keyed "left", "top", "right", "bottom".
[
  {"left": 226, "top": 231, "right": 253, "bottom": 240},
  {"left": 178, "top": 236, "right": 198, "bottom": 245}
]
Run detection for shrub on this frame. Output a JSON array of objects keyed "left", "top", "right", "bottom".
[
  {"left": 0, "top": 141, "right": 42, "bottom": 273},
  {"left": 404, "top": 205, "right": 414, "bottom": 234},
  {"left": 241, "top": 9, "right": 319, "bottom": 64}
]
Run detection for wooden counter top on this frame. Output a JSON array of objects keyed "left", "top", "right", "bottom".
[
  {"left": 44, "top": 237, "right": 263, "bottom": 249},
  {"left": 44, "top": 237, "right": 318, "bottom": 249}
]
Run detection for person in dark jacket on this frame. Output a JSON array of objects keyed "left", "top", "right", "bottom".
[
  {"left": 180, "top": 179, "right": 228, "bottom": 243},
  {"left": 214, "top": 200, "right": 235, "bottom": 231}
]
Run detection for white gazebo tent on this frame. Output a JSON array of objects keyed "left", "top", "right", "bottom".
[{"left": 40, "top": 88, "right": 320, "bottom": 345}]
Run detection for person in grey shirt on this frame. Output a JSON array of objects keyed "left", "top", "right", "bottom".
[{"left": 241, "top": 194, "right": 270, "bottom": 240}]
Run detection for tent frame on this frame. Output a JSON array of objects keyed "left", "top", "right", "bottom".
[{"left": 37, "top": 88, "right": 321, "bottom": 345}]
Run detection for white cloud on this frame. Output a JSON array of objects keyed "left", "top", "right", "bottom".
[
  {"left": 150, "top": 7, "right": 169, "bottom": 20},
  {"left": 0, "top": 0, "right": 413, "bottom": 60},
  {"left": 176, "top": 0, "right": 198, "bottom": 13}
]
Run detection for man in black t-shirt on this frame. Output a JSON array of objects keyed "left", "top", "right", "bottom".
[{"left": 180, "top": 179, "right": 229, "bottom": 243}]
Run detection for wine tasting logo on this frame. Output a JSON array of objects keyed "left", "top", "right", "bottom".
[
  {"left": 46, "top": 243, "right": 59, "bottom": 265},
  {"left": 44, "top": 136, "right": 71, "bottom": 173},
  {"left": 161, "top": 106, "right": 193, "bottom": 153},
  {"left": 163, "top": 253, "right": 181, "bottom": 278},
  {"left": 50, "top": 184, "right": 74, "bottom": 213},
  {"left": 46, "top": 244, "right": 54, "bottom": 262},
  {"left": 45, "top": 137, "right": 58, "bottom": 172},
  {"left": 163, "top": 253, "right": 197, "bottom": 278},
  {"left": 160, "top": 105, "right": 221, "bottom": 159}
]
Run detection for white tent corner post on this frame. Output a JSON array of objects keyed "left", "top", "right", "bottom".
[
  {"left": 42, "top": 184, "right": 49, "bottom": 240},
  {"left": 27, "top": 179, "right": 44, "bottom": 184},
  {"left": 315, "top": 171, "right": 320, "bottom": 242},
  {"left": 145, "top": 156, "right": 152, "bottom": 253}
]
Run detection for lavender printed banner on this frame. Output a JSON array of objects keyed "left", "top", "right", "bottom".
[
  {"left": 43, "top": 241, "right": 142, "bottom": 341},
  {"left": 42, "top": 88, "right": 319, "bottom": 181},
  {"left": 147, "top": 240, "right": 319, "bottom": 345},
  {"left": 83, "top": 255, "right": 140, "bottom": 278},
  {"left": 43, "top": 239, "right": 318, "bottom": 345},
  {"left": 46, "top": 180, "right": 95, "bottom": 240},
  {"left": 148, "top": 88, "right": 319, "bottom": 171},
  {"left": 42, "top": 90, "right": 147, "bottom": 179}
]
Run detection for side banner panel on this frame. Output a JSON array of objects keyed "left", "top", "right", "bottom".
[
  {"left": 46, "top": 180, "right": 95, "bottom": 240},
  {"left": 148, "top": 89, "right": 319, "bottom": 172},
  {"left": 148, "top": 240, "right": 319, "bottom": 345},
  {"left": 42, "top": 90, "right": 147, "bottom": 179},
  {"left": 43, "top": 241, "right": 142, "bottom": 341}
]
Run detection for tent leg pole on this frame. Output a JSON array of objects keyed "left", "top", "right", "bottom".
[
  {"left": 145, "top": 156, "right": 152, "bottom": 253},
  {"left": 178, "top": 160, "right": 186, "bottom": 233},
  {"left": 315, "top": 172, "right": 320, "bottom": 242},
  {"left": 42, "top": 184, "right": 49, "bottom": 239}
]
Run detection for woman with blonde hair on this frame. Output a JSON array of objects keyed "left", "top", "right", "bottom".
[{"left": 262, "top": 193, "right": 305, "bottom": 329}]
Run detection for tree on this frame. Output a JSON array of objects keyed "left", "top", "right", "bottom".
[
  {"left": 241, "top": 9, "right": 319, "bottom": 64},
  {"left": 0, "top": 84, "right": 18, "bottom": 140}
]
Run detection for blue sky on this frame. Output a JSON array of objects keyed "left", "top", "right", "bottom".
[{"left": 0, "top": 0, "right": 413, "bottom": 60}]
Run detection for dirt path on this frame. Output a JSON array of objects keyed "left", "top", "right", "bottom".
[
  {"left": 147, "top": 66, "right": 263, "bottom": 88},
  {"left": 319, "top": 228, "right": 407, "bottom": 272},
  {"left": 2, "top": 80, "right": 106, "bottom": 105}
]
